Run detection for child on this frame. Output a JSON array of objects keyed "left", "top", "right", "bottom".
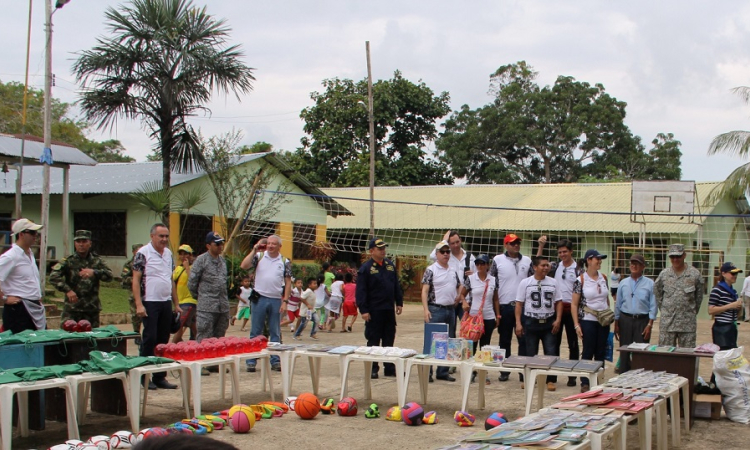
[
  {"left": 314, "top": 272, "right": 329, "bottom": 331},
  {"left": 341, "top": 272, "right": 358, "bottom": 332},
  {"left": 294, "top": 278, "right": 319, "bottom": 340},
  {"left": 234, "top": 276, "right": 252, "bottom": 331},
  {"left": 281, "top": 278, "right": 303, "bottom": 332},
  {"left": 326, "top": 273, "right": 344, "bottom": 332}
]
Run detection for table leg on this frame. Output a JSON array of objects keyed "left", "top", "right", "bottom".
[
  {"left": 400, "top": 362, "right": 413, "bottom": 407},
  {"left": 535, "top": 370, "right": 545, "bottom": 413},
  {"left": 478, "top": 370, "right": 487, "bottom": 410},
  {"left": 309, "top": 356, "right": 320, "bottom": 396},
  {"left": 641, "top": 408, "right": 652, "bottom": 450},
  {"left": 340, "top": 358, "right": 352, "bottom": 399},
  {"left": 395, "top": 359, "right": 406, "bottom": 407},
  {"left": 363, "top": 361, "right": 373, "bottom": 399},
  {"left": 190, "top": 363, "right": 202, "bottom": 417},
  {"left": 418, "top": 365, "right": 429, "bottom": 405}
]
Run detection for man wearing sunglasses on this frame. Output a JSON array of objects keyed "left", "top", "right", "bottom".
[
  {"left": 491, "top": 233, "right": 533, "bottom": 385},
  {"left": 0, "top": 219, "right": 46, "bottom": 333},
  {"left": 654, "top": 244, "right": 704, "bottom": 348},
  {"left": 188, "top": 232, "right": 230, "bottom": 343}
]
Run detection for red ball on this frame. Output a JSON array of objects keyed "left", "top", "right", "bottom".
[
  {"left": 295, "top": 393, "right": 321, "bottom": 420},
  {"left": 337, "top": 397, "right": 358, "bottom": 416},
  {"left": 77, "top": 320, "right": 92, "bottom": 332},
  {"left": 62, "top": 319, "right": 77, "bottom": 332}
]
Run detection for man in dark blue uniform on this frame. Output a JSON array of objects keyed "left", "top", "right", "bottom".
[{"left": 356, "top": 238, "right": 403, "bottom": 379}]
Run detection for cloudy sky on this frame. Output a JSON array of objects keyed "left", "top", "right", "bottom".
[{"left": 2, "top": 0, "right": 750, "bottom": 183}]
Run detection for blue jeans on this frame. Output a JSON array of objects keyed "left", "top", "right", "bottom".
[
  {"left": 428, "top": 304, "right": 456, "bottom": 378},
  {"left": 294, "top": 311, "right": 319, "bottom": 338},
  {"left": 524, "top": 317, "right": 558, "bottom": 383},
  {"left": 580, "top": 319, "right": 609, "bottom": 385},
  {"left": 246, "top": 295, "right": 282, "bottom": 367}
]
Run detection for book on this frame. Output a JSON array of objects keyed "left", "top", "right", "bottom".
[
  {"left": 306, "top": 344, "right": 335, "bottom": 352},
  {"left": 424, "top": 323, "right": 449, "bottom": 354},
  {"left": 433, "top": 332, "right": 449, "bottom": 359},
  {"left": 447, "top": 338, "right": 464, "bottom": 361},
  {"left": 502, "top": 355, "right": 533, "bottom": 368},
  {"left": 525, "top": 355, "right": 558, "bottom": 369},
  {"left": 627, "top": 342, "right": 649, "bottom": 350},
  {"left": 573, "top": 360, "right": 604, "bottom": 373},
  {"left": 561, "top": 388, "right": 603, "bottom": 401},
  {"left": 550, "top": 359, "right": 578, "bottom": 371},
  {"left": 326, "top": 345, "right": 357, "bottom": 355}
]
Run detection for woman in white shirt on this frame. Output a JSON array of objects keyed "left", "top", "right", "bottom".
[
  {"left": 460, "top": 254, "right": 500, "bottom": 383},
  {"left": 572, "top": 249, "right": 612, "bottom": 392}
]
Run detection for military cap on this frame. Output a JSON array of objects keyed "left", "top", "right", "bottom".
[
  {"left": 132, "top": 243, "right": 143, "bottom": 252},
  {"left": 74, "top": 230, "right": 92, "bottom": 241},
  {"left": 668, "top": 244, "right": 685, "bottom": 257}
]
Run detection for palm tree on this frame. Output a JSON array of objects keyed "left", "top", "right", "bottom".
[
  {"left": 73, "top": 0, "right": 255, "bottom": 222},
  {"left": 707, "top": 86, "right": 750, "bottom": 204}
]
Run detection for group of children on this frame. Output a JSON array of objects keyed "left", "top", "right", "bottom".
[{"left": 230, "top": 262, "right": 359, "bottom": 340}]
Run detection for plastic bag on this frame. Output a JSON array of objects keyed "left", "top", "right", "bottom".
[
  {"left": 605, "top": 331, "right": 614, "bottom": 362},
  {"left": 713, "top": 346, "right": 750, "bottom": 424}
]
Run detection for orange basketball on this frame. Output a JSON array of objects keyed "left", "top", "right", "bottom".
[{"left": 294, "top": 392, "right": 321, "bottom": 420}]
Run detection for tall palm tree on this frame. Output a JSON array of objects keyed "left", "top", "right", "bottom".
[
  {"left": 73, "top": 0, "right": 255, "bottom": 222},
  {"left": 707, "top": 86, "right": 750, "bottom": 204}
]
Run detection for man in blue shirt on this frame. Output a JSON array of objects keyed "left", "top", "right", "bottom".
[{"left": 614, "top": 254, "right": 657, "bottom": 373}]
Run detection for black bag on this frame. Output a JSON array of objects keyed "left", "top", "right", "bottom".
[
  {"left": 170, "top": 311, "right": 182, "bottom": 333},
  {"left": 249, "top": 289, "right": 261, "bottom": 304}
]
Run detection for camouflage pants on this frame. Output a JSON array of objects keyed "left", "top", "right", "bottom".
[
  {"left": 60, "top": 306, "right": 100, "bottom": 329},
  {"left": 658, "top": 331, "right": 696, "bottom": 348},
  {"left": 128, "top": 294, "right": 142, "bottom": 333},
  {"left": 196, "top": 311, "right": 230, "bottom": 342}
]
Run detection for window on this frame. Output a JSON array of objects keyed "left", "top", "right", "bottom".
[
  {"left": 611, "top": 237, "right": 668, "bottom": 278},
  {"left": 73, "top": 212, "right": 127, "bottom": 256},
  {"left": 293, "top": 223, "right": 316, "bottom": 260},
  {"left": 692, "top": 241, "right": 712, "bottom": 293},
  {"left": 179, "top": 214, "right": 213, "bottom": 256},
  {"left": 462, "top": 231, "right": 505, "bottom": 258}
]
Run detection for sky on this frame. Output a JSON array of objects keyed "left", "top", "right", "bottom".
[{"left": 2, "top": 0, "right": 750, "bottom": 183}]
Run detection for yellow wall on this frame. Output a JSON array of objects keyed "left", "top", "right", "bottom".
[
  {"left": 169, "top": 212, "right": 181, "bottom": 252},
  {"left": 278, "top": 222, "right": 293, "bottom": 260}
]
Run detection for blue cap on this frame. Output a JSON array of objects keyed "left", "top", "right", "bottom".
[
  {"left": 205, "top": 231, "right": 225, "bottom": 244},
  {"left": 475, "top": 254, "right": 490, "bottom": 265},
  {"left": 584, "top": 249, "right": 607, "bottom": 260},
  {"left": 721, "top": 262, "right": 742, "bottom": 274},
  {"left": 368, "top": 238, "right": 388, "bottom": 249}
]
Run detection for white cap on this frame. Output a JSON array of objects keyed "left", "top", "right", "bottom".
[
  {"left": 435, "top": 240, "right": 450, "bottom": 250},
  {"left": 12, "top": 218, "right": 43, "bottom": 235}
]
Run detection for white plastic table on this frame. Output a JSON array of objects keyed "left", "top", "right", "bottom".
[
  {"left": 282, "top": 349, "right": 349, "bottom": 399},
  {"left": 230, "top": 350, "right": 275, "bottom": 401},
  {"left": 185, "top": 356, "right": 240, "bottom": 417},
  {"left": 400, "top": 357, "right": 472, "bottom": 407},
  {"left": 340, "top": 353, "right": 406, "bottom": 403},
  {"left": 460, "top": 361, "right": 528, "bottom": 411},
  {"left": 525, "top": 367, "right": 605, "bottom": 415}
]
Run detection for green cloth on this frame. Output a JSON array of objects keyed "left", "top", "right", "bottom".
[
  {"left": 0, "top": 327, "right": 138, "bottom": 346},
  {"left": 86, "top": 351, "right": 174, "bottom": 374},
  {"left": 0, "top": 367, "right": 23, "bottom": 384},
  {"left": 6, "top": 363, "right": 85, "bottom": 382}
]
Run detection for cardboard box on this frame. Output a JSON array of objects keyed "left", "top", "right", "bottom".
[{"left": 693, "top": 394, "right": 722, "bottom": 419}]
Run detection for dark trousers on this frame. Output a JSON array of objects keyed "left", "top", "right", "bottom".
[
  {"left": 140, "top": 301, "right": 172, "bottom": 382},
  {"left": 2, "top": 302, "right": 39, "bottom": 333},
  {"left": 477, "top": 318, "right": 497, "bottom": 353},
  {"left": 498, "top": 303, "right": 526, "bottom": 380},
  {"left": 365, "top": 309, "right": 397, "bottom": 375},
  {"left": 428, "top": 304, "right": 456, "bottom": 378},
  {"left": 618, "top": 313, "right": 651, "bottom": 373},
  {"left": 712, "top": 322, "right": 737, "bottom": 350},
  {"left": 552, "top": 308, "right": 579, "bottom": 383},
  {"left": 580, "top": 319, "right": 609, "bottom": 386},
  {"left": 525, "top": 318, "right": 558, "bottom": 383}
]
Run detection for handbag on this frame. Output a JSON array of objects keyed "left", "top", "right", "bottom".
[
  {"left": 578, "top": 274, "right": 614, "bottom": 327},
  {"left": 460, "top": 279, "right": 489, "bottom": 341}
]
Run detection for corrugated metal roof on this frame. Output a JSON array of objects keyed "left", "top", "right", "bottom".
[
  {"left": 323, "top": 182, "right": 724, "bottom": 234},
  {"left": 0, "top": 134, "right": 97, "bottom": 166}
]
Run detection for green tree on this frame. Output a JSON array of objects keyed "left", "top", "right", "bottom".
[
  {"left": 707, "top": 86, "right": 750, "bottom": 203},
  {"left": 584, "top": 132, "right": 682, "bottom": 182},
  {"left": 241, "top": 141, "right": 274, "bottom": 154},
  {"left": 73, "top": 0, "right": 255, "bottom": 221},
  {"left": 287, "top": 71, "right": 452, "bottom": 187},
  {"left": 437, "top": 61, "right": 681, "bottom": 184}
]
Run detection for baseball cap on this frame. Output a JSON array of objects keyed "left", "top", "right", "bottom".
[
  {"left": 74, "top": 230, "right": 92, "bottom": 241},
  {"left": 178, "top": 244, "right": 194, "bottom": 254},
  {"left": 368, "top": 238, "right": 388, "bottom": 249},
  {"left": 721, "top": 262, "right": 743, "bottom": 274},
  {"left": 668, "top": 244, "right": 685, "bottom": 257},
  {"left": 584, "top": 249, "right": 607, "bottom": 260},
  {"left": 503, "top": 234, "right": 521, "bottom": 245},
  {"left": 11, "top": 218, "right": 43, "bottom": 235},
  {"left": 435, "top": 240, "right": 450, "bottom": 250},
  {"left": 205, "top": 231, "right": 225, "bottom": 244},
  {"left": 475, "top": 254, "right": 490, "bottom": 265},
  {"left": 629, "top": 254, "right": 646, "bottom": 266}
]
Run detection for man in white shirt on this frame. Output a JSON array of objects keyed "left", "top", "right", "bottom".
[
  {"left": 429, "top": 230, "right": 476, "bottom": 318},
  {"left": 490, "top": 233, "right": 533, "bottom": 384},
  {"left": 133, "top": 223, "right": 182, "bottom": 390},
  {"left": 422, "top": 240, "right": 461, "bottom": 382},
  {"left": 741, "top": 275, "right": 750, "bottom": 323},
  {"left": 0, "top": 218, "right": 46, "bottom": 333}
]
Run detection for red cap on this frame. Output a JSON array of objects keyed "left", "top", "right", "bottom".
[{"left": 503, "top": 234, "right": 521, "bottom": 245}]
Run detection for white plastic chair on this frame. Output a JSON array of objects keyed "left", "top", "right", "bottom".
[{"left": 66, "top": 371, "right": 130, "bottom": 425}]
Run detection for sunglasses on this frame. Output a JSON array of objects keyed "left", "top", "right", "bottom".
[
  {"left": 23, "top": 230, "right": 38, "bottom": 236},
  {"left": 438, "top": 249, "right": 450, "bottom": 255},
  {"left": 507, "top": 241, "right": 521, "bottom": 246}
]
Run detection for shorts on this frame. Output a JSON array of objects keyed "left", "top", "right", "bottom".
[
  {"left": 179, "top": 303, "right": 197, "bottom": 328},
  {"left": 286, "top": 308, "right": 300, "bottom": 321},
  {"left": 237, "top": 307, "right": 251, "bottom": 320},
  {"left": 343, "top": 301, "right": 358, "bottom": 317}
]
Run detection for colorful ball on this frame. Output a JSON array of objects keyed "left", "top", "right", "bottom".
[
  {"left": 402, "top": 402, "right": 425, "bottom": 426},
  {"left": 229, "top": 408, "right": 255, "bottom": 433},
  {"left": 364, "top": 403, "right": 380, "bottom": 418},
  {"left": 295, "top": 392, "right": 322, "bottom": 419},
  {"left": 87, "top": 435, "right": 111, "bottom": 450},
  {"left": 454, "top": 410, "right": 476, "bottom": 427},
  {"left": 284, "top": 396, "right": 298, "bottom": 411},
  {"left": 109, "top": 431, "right": 135, "bottom": 449},
  {"left": 385, "top": 406, "right": 402, "bottom": 421},
  {"left": 423, "top": 411, "right": 438, "bottom": 424},
  {"left": 320, "top": 397, "right": 336, "bottom": 414},
  {"left": 485, "top": 411, "right": 508, "bottom": 430},
  {"left": 337, "top": 397, "right": 358, "bottom": 416}
]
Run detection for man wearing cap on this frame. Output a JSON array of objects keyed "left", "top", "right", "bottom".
[
  {"left": 614, "top": 254, "right": 657, "bottom": 373},
  {"left": 490, "top": 233, "right": 533, "bottom": 384},
  {"left": 172, "top": 244, "right": 197, "bottom": 343},
  {"left": 429, "top": 230, "right": 476, "bottom": 318},
  {"left": 654, "top": 244, "right": 704, "bottom": 348},
  {"left": 0, "top": 218, "right": 46, "bottom": 333},
  {"left": 240, "top": 234, "right": 292, "bottom": 372},
  {"left": 422, "top": 240, "right": 462, "bottom": 382},
  {"left": 50, "top": 230, "right": 113, "bottom": 328},
  {"left": 189, "top": 232, "right": 230, "bottom": 343},
  {"left": 356, "top": 238, "right": 403, "bottom": 379},
  {"left": 121, "top": 243, "right": 144, "bottom": 333}
]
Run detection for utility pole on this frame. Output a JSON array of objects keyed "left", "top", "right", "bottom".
[{"left": 366, "top": 41, "right": 375, "bottom": 239}]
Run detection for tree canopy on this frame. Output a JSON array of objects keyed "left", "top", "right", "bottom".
[
  {"left": 437, "top": 61, "right": 681, "bottom": 184},
  {"left": 707, "top": 86, "right": 750, "bottom": 204},
  {"left": 73, "top": 0, "right": 255, "bottom": 222},
  {"left": 0, "top": 79, "right": 133, "bottom": 162},
  {"left": 285, "top": 71, "right": 452, "bottom": 187}
]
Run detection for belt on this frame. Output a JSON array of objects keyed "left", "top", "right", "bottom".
[
  {"left": 429, "top": 303, "right": 454, "bottom": 309},
  {"left": 620, "top": 311, "right": 649, "bottom": 319},
  {"left": 526, "top": 316, "right": 555, "bottom": 324},
  {"left": 502, "top": 302, "right": 516, "bottom": 307}
]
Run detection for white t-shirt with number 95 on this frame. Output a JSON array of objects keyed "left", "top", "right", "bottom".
[{"left": 516, "top": 275, "right": 561, "bottom": 320}]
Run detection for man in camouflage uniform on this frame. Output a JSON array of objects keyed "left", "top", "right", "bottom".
[
  {"left": 188, "top": 231, "right": 230, "bottom": 342},
  {"left": 654, "top": 243, "right": 705, "bottom": 348},
  {"left": 50, "top": 230, "right": 114, "bottom": 328},
  {"left": 121, "top": 243, "right": 143, "bottom": 332}
]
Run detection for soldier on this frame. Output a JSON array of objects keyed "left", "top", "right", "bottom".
[
  {"left": 654, "top": 244, "right": 704, "bottom": 348},
  {"left": 121, "top": 243, "right": 144, "bottom": 333},
  {"left": 50, "top": 230, "right": 114, "bottom": 328}
]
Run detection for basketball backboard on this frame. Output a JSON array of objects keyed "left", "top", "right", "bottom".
[{"left": 631, "top": 181, "right": 696, "bottom": 221}]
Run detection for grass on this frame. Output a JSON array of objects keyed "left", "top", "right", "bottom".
[{"left": 45, "top": 280, "right": 131, "bottom": 314}]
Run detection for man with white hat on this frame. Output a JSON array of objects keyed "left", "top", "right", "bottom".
[{"left": 0, "top": 218, "right": 46, "bottom": 333}]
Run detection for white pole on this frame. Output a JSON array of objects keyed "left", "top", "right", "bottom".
[
  {"left": 366, "top": 41, "right": 375, "bottom": 239},
  {"left": 40, "top": 0, "right": 53, "bottom": 291}
]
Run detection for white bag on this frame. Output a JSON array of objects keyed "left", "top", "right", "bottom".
[{"left": 713, "top": 346, "right": 750, "bottom": 424}]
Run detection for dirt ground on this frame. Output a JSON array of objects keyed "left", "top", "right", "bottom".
[{"left": 14, "top": 304, "right": 750, "bottom": 449}]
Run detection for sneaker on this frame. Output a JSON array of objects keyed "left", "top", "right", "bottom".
[
  {"left": 271, "top": 363, "right": 281, "bottom": 372},
  {"left": 547, "top": 382, "right": 556, "bottom": 392},
  {"left": 154, "top": 379, "right": 178, "bottom": 389},
  {"left": 201, "top": 368, "right": 211, "bottom": 376},
  {"left": 246, "top": 365, "right": 256, "bottom": 373},
  {"left": 347, "top": 326, "right": 352, "bottom": 332},
  {"left": 310, "top": 334, "right": 318, "bottom": 340},
  {"left": 498, "top": 374, "right": 509, "bottom": 382}
]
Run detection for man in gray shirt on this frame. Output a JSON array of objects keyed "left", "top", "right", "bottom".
[{"left": 188, "top": 231, "right": 230, "bottom": 342}]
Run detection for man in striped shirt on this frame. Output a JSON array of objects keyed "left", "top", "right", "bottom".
[{"left": 708, "top": 262, "right": 743, "bottom": 350}]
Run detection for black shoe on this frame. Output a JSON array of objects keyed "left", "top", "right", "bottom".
[
  {"left": 246, "top": 365, "right": 256, "bottom": 373},
  {"left": 567, "top": 378, "right": 577, "bottom": 387},
  {"left": 147, "top": 381, "right": 157, "bottom": 390},
  {"left": 154, "top": 380, "right": 177, "bottom": 390},
  {"left": 383, "top": 372, "right": 396, "bottom": 378},
  {"left": 499, "top": 374, "right": 509, "bottom": 382},
  {"left": 271, "top": 363, "right": 281, "bottom": 372},
  {"left": 429, "top": 375, "right": 434, "bottom": 383},
  {"left": 371, "top": 372, "right": 379, "bottom": 379},
  {"left": 471, "top": 371, "right": 477, "bottom": 383},
  {"left": 436, "top": 375, "right": 456, "bottom": 382},
  {"left": 207, "top": 365, "right": 220, "bottom": 373}
]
